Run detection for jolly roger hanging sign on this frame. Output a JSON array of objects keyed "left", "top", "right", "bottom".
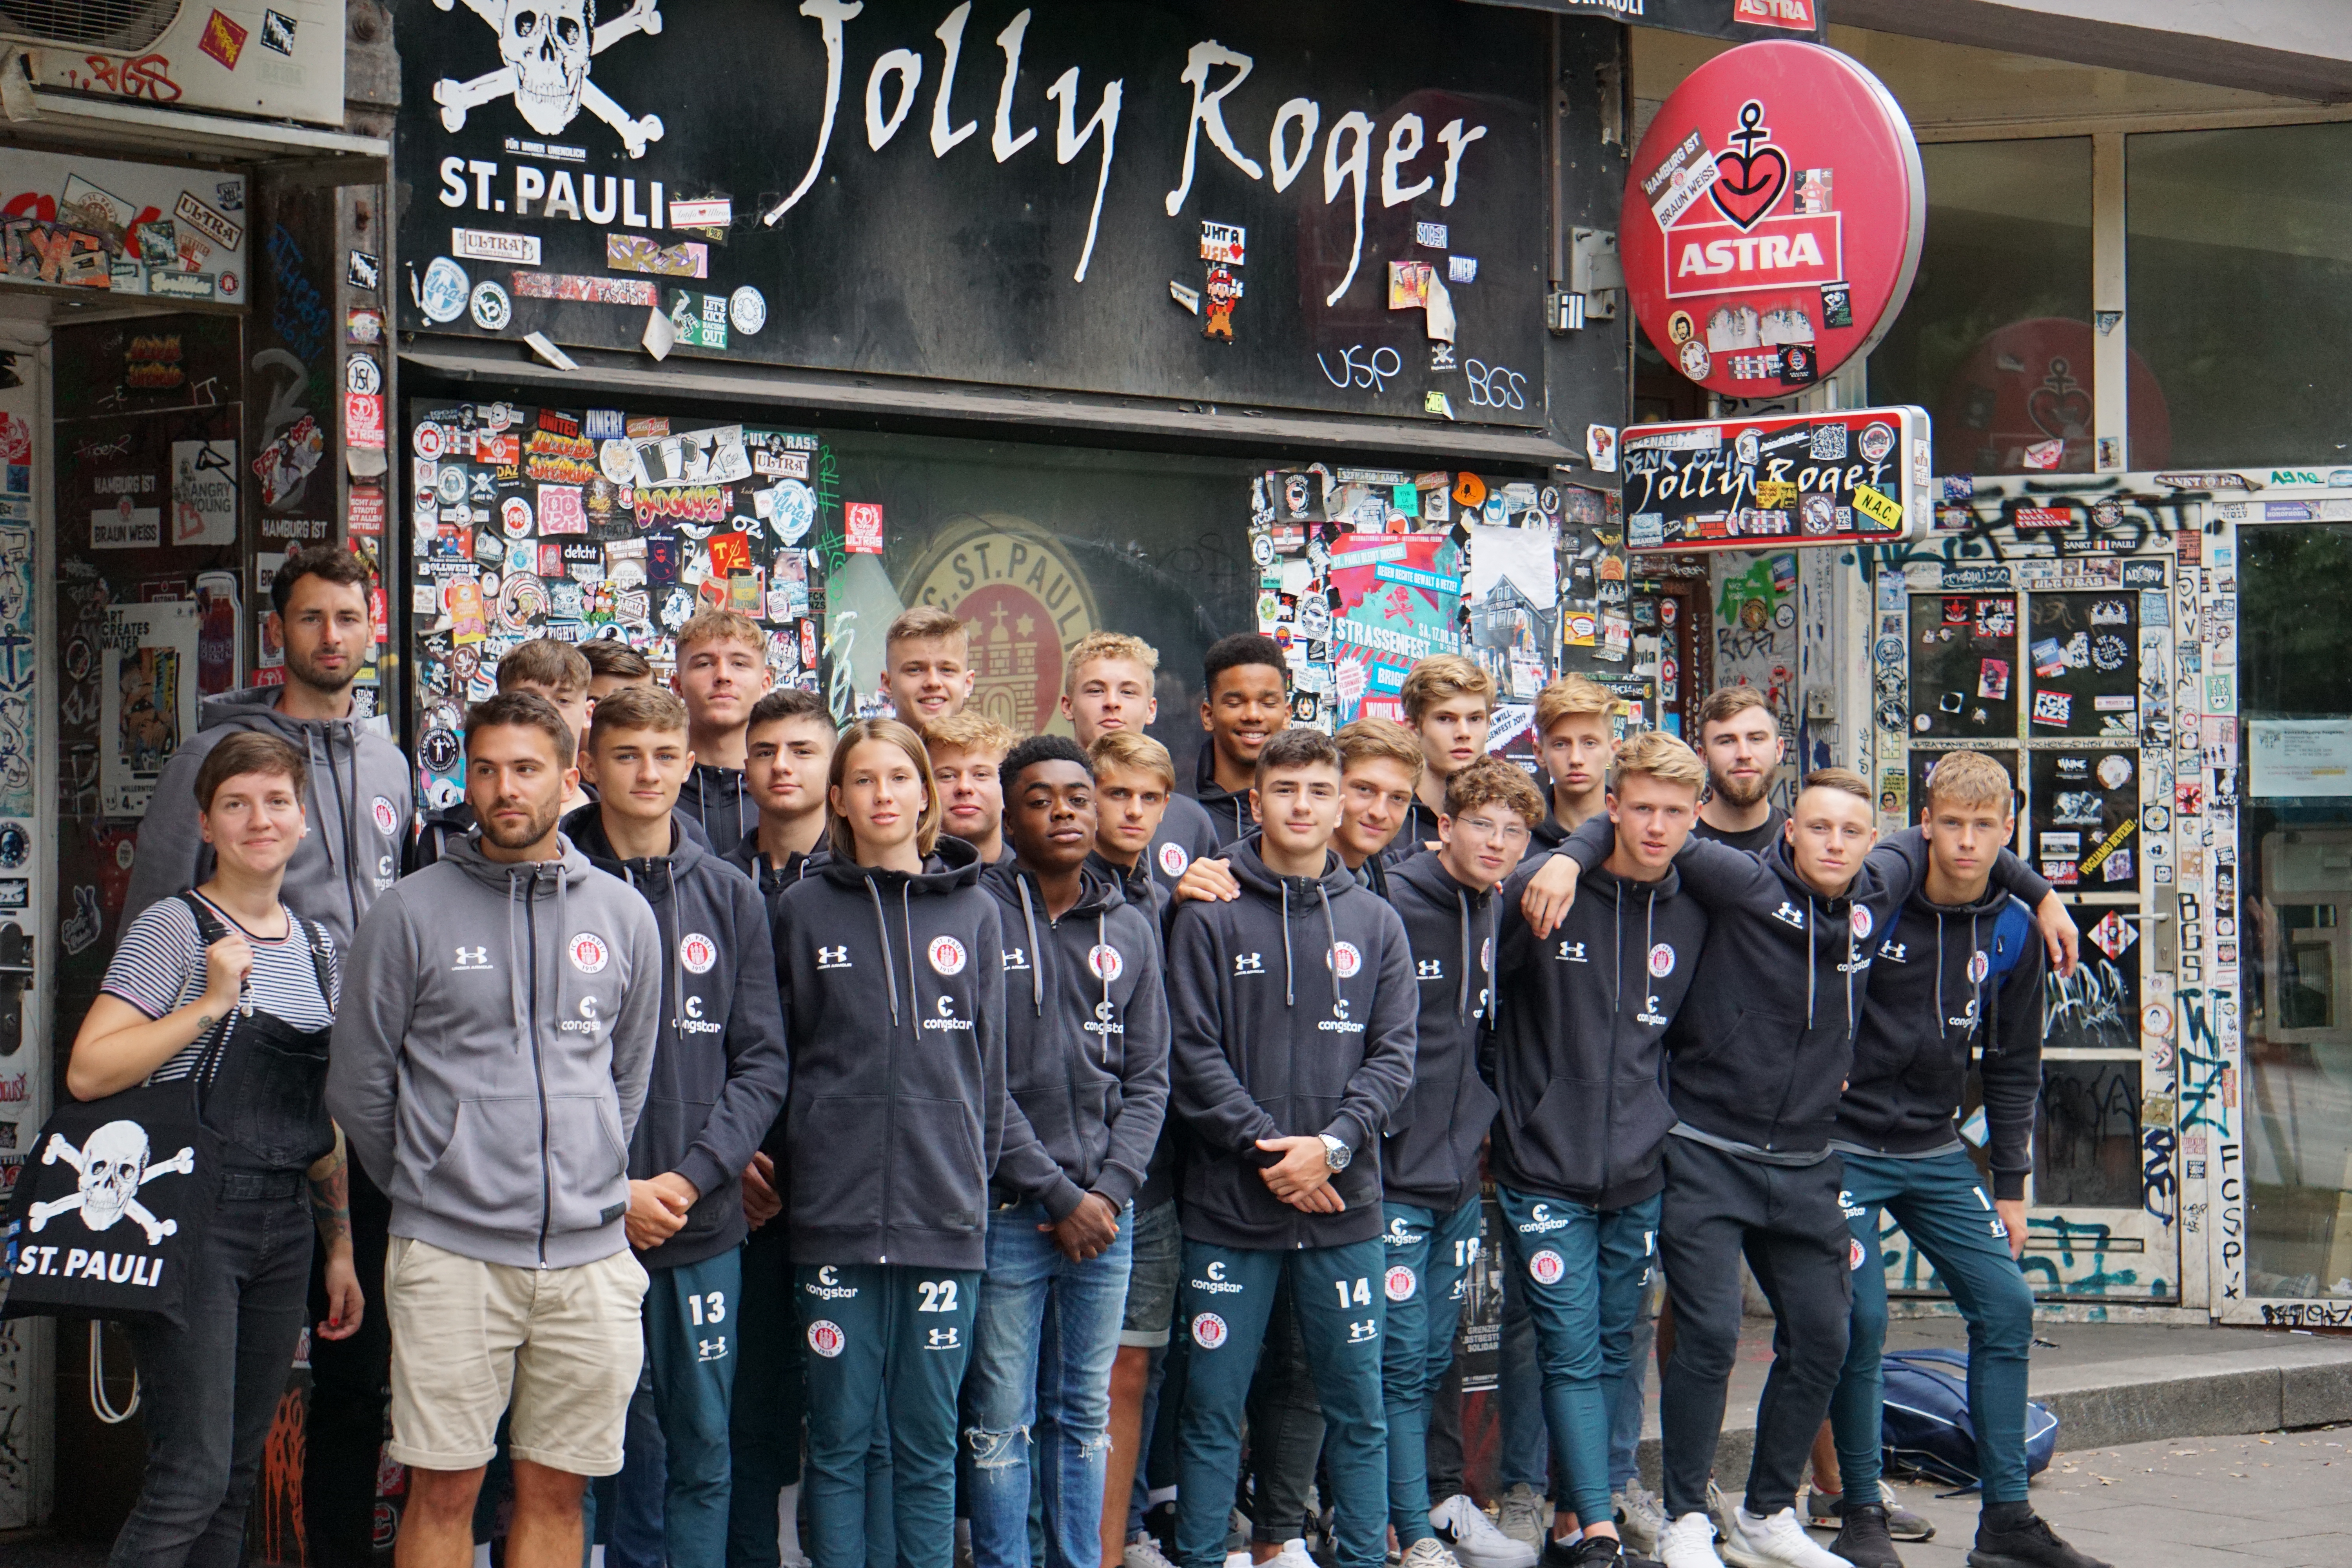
[{"left": 1621, "top": 40, "right": 1923, "bottom": 396}]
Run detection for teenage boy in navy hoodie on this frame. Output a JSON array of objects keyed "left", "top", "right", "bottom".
[
  {"left": 1490, "top": 733, "right": 1711, "bottom": 1568},
  {"left": 965, "top": 735, "right": 1172, "bottom": 1568},
  {"left": 1190, "top": 633, "right": 1290, "bottom": 846},
  {"left": 1521, "top": 771, "right": 2076, "bottom": 1568},
  {"left": 771, "top": 719, "right": 1006, "bottom": 1568},
  {"left": 1383, "top": 758, "right": 1548, "bottom": 1568},
  {"left": 564, "top": 685, "right": 791, "bottom": 1568},
  {"left": 1166, "top": 726, "right": 1417, "bottom": 1568},
  {"left": 1821, "top": 753, "right": 2103, "bottom": 1568},
  {"left": 728, "top": 686, "right": 837, "bottom": 904}
]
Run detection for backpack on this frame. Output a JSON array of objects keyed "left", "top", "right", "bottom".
[{"left": 1880, "top": 1347, "right": 2058, "bottom": 1489}]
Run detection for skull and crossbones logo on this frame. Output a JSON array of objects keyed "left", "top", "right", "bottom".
[
  {"left": 29, "top": 1122, "right": 194, "bottom": 1245},
  {"left": 432, "top": 0, "right": 667, "bottom": 158}
]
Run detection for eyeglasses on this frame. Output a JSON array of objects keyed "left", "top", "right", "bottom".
[{"left": 1454, "top": 816, "right": 1530, "bottom": 846}]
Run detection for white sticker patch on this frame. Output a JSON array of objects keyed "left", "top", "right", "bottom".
[
  {"left": 1528, "top": 1250, "right": 1565, "bottom": 1286},
  {"left": 569, "top": 932, "right": 610, "bottom": 974},
  {"left": 1158, "top": 841, "right": 1189, "bottom": 878},
  {"left": 372, "top": 795, "right": 399, "bottom": 837},
  {"left": 1385, "top": 1265, "right": 1417, "bottom": 1302},
  {"left": 680, "top": 933, "right": 718, "bottom": 975},
  {"left": 1088, "top": 943, "right": 1123, "bottom": 982},
  {"left": 1851, "top": 906, "right": 1873, "bottom": 940},
  {"left": 928, "top": 935, "right": 967, "bottom": 976},
  {"left": 1328, "top": 940, "right": 1362, "bottom": 979},
  {"left": 806, "top": 1319, "right": 845, "bottom": 1358},
  {"left": 1648, "top": 942, "right": 1676, "bottom": 978},
  {"left": 1191, "top": 1312, "right": 1228, "bottom": 1350},
  {"left": 1849, "top": 1237, "right": 1867, "bottom": 1271},
  {"left": 1967, "top": 949, "right": 1991, "bottom": 984}
]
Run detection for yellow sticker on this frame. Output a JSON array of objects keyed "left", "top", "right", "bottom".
[
  {"left": 1852, "top": 484, "right": 1903, "bottom": 529},
  {"left": 1756, "top": 480, "right": 1797, "bottom": 508}
]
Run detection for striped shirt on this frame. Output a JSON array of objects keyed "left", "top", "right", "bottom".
[{"left": 100, "top": 893, "right": 339, "bottom": 1084}]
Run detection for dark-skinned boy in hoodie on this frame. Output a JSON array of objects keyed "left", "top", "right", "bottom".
[
  {"left": 964, "top": 735, "right": 1171, "bottom": 1568},
  {"left": 771, "top": 719, "right": 1006, "bottom": 1568},
  {"left": 1166, "top": 727, "right": 1417, "bottom": 1568},
  {"left": 563, "top": 686, "right": 790, "bottom": 1568},
  {"left": 1490, "top": 733, "right": 1710, "bottom": 1568},
  {"left": 1520, "top": 771, "right": 2077, "bottom": 1568},
  {"left": 1381, "top": 758, "right": 1547, "bottom": 1568}
]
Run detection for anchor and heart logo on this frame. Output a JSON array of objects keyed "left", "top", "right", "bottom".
[{"left": 1708, "top": 100, "right": 1788, "bottom": 231}]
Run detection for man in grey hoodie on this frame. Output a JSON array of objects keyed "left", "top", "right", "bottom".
[
  {"left": 126, "top": 545, "right": 413, "bottom": 950},
  {"left": 327, "top": 691, "right": 664, "bottom": 1568}
]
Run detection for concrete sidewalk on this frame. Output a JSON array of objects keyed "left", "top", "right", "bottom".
[{"left": 1633, "top": 1314, "right": 2352, "bottom": 1491}]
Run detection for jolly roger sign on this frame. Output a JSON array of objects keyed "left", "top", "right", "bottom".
[{"left": 1621, "top": 40, "right": 1922, "bottom": 396}]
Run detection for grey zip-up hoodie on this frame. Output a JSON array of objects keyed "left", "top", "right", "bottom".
[
  {"left": 127, "top": 686, "right": 413, "bottom": 949},
  {"left": 326, "top": 833, "right": 664, "bottom": 1269}
]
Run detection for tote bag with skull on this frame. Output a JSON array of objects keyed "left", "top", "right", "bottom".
[{"left": 3, "top": 1076, "right": 220, "bottom": 1329}]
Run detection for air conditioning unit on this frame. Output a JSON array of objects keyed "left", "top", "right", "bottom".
[{"left": 0, "top": 0, "right": 182, "bottom": 53}]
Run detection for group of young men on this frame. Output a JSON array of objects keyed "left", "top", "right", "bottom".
[{"left": 125, "top": 545, "right": 2110, "bottom": 1568}]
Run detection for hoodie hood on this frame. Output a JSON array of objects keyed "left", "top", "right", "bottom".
[
  {"left": 681, "top": 761, "right": 755, "bottom": 848},
  {"left": 1380, "top": 851, "right": 1504, "bottom": 1212},
  {"left": 1191, "top": 742, "right": 1258, "bottom": 846}
]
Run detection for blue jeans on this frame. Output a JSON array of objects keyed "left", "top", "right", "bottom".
[
  {"left": 962, "top": 1202, "right": 1134, "bottom": 1568},
  {"left": 1122, "top": 1200, "right": 1183, "bottom": 1540},
  {"left": 1173, "top": 1238, "right": 1388, "bottom": 1568},
  {"left": 112, "top": 1182, "right": 312, "bottom": 1568},
  {"left": 1495, "top": 1186, "right": 1662, "bottom": 1523},
  {"left": 797, "top": 1263, "right": 980, "bottom": 1568},
  {"left": 1381, "top": 1198, "right": 1483, "bottom": 1542},
  {"left": 1830, "top": 1149, "right": 2036, "bottom": 1506}
]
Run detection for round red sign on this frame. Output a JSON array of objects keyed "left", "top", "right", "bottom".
[{"left": 1621, "top": 40, "right": 1922, "bottom": 397}]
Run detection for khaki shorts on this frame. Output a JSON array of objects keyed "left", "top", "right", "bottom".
[{"left": 383, "top": 1236, "right": 648, "bottom": 1476}]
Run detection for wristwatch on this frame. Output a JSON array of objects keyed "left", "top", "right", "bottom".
[{"left": 1319, "top": 1134, "right": 1352, "bottom": 1172}]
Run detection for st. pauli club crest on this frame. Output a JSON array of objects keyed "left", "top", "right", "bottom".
[{"left": 1620, "top": 40, "right": 1922, "bottom": 398}]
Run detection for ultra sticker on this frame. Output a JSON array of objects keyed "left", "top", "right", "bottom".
[
  {"left": 569, "top": 932, "right": 610, "bottom": 974},
  {"left": 1385, "top": 1265, "right": 1417, "bottom": 1301},
  {"left": 1087, "top": 944, "right": 1123, "bottom": 982},
  {"left": 418, "top": 257, "right": 470, "bottom": 324},
  {"left": 1190, "top": 1312, "right": 1228, "bottom": 1350},
  {"left": 680, "top": 933, "right": 718, "bottom": 975},
  {"left": 806, "top": 1320, "right": 845, "bottom": 1358},
  {"left": 927, "top": 935, "right": 967, "bottom": 976},
  {"left": 371, "top": 796, "right": 399, "bottom": 837},
  {"left": 1528, "top": 1250, "right": 1565, "bottom": 1285},
  {"left": 1158, "top": 842, "right": 1189, "bottom": 877},
  {"left": 1328, "top": 941, "right": 1362, "bottom": 979},
  {"left": 1648, "top": 942, "right": 1676, "bottom": 978}
]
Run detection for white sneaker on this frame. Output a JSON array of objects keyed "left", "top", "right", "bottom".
[
  {"left": 1616, "top": 1480, "right": 1666, "bottom": 1555},
  {"left": 1225, "top": 1554, "right": 1254, "bottom": 1568},
  {"left": 1496, "top": 1484, "right": 1548, "bottom": 1548},
  {"left": 1126, "top": 1538, "right": 1178, "bottom": 1568},
  {"left": 1719, "top": 1506, "right": 1848, "bottom": 1568},
  {"left": 1707, "top": 1481, "right": 1738, "bottom": 1544},
  {"left": 1402, "top": 1540, "right": 1464, "bottom": 1568},
  {"left": 1430, "top": 1494, "right": 1541, "bottom": 1568},
  {"left": 1265, "top": 1539, "right": 1319, "bottom": 1568},
  {"left": 1658, "top": 1512, "right": 1727, "bottom": 1568}
]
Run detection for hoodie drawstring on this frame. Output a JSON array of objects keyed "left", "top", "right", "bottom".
[
  {"left": 1279, "top": 881, "right": 1294, "bottom": 1007},
  {"left": 866, "top": 880, "right": 901, "bottom": 1026},
  {"left": 1016, "top": 877, "right": 1044, "bottom": 1016},
  {"left": 1319, "top": 885, "right": 1340, "bottom": 1015},
  {"left": 1455, "top": 889, "right": 1472, "bottom": 1025},
  {"left": 505, "top": 866, "right": 529, "bottom": 1051},
  {"left": 902, "top": 885, "right": 920, "bottom": 1024},
  {"left": 1935, "top": 910, "right": 1948, "bottom": 1040}
]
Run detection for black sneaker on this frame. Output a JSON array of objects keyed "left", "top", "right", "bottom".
[
  {"left": 1539, "top": 1536, "right": 1661, "bottom": 1568},
  {"left": 1966, "top": 1514, "right": 2112, "bottom": 1568},
  {"left": 1830, "top": 1503, "right": 1904, "bottom": 1568}
]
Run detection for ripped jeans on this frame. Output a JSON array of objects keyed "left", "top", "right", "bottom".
[{"left": 960, "top": 1200, "right": 1134, "bottom": 1568}]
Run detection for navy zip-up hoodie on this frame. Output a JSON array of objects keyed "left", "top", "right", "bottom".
[
  {"left": 1555, "top": 819, "right": 2050, "bottom": 1161},
  {"left": 772, "top": 837, "right": 1006, "bottom": 1270},
  {"left": 682, "top": 761, "right": 756, "bottom": 848},
  {"left": 1091, "top": 848, "right": 1183, "bottom": 1210},
  {"left": 723, "top": 826, "right": 823, "bottom": 909},
  {"left": 1838, "top": 884, "right": 2046, "bottom": 1199},
  {"left": 561, "top": 803, "right": 790, "bottom": 1268},
  {"left": 983, "top": 862, "right": 1171, "bottom": 1219},
  {"left": 1380, "top": 851, "right": 1501, "bottom": 1215},
  {"left": 1150, "top": 791, "right": 1229, "bottom": 892},
  {"left": 1489, "top": 854, "right": 1707, "bottom": 1209},
  {"left": 1167, "top": 836, "right": 1417, "bottom": 1250},
  {"left": 415, "top": 797, "right": 710, "bottom": 873},
  {"left": 1191, "top": 743, "right": 1258, "bottom": 848}
]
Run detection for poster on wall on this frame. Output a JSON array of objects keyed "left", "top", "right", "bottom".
[
  {"left": 2030, "top": 748, "right": 2140, "bottom": 892},
  {"left": 100, "top": 601, "right": 202, "bottom": 818},
  {"left": 1907, "top": 592, "right": 2017, "bottom": 739},
  {"left": 0, "top": 148, "right": 248, "bottom": 306}
]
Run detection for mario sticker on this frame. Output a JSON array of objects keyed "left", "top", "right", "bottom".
[
  {"left": 1967, "top": 949, "right": 1991, "bottom": 984},
  {"left": 1850, "top": 906, "right": 1873, "bottom": 940},
  {"left": 1649, "top": 942, "right": 1676, "bottom": 978},
  {"left": 1328, "top": 941, "right": 1363, "bottom": 979},
  {"left": 1158, "top": 841, "right": 1190, "bottom": 878},
  {"left": 680, "top": 933, "right": 719, "bottom": 975},
  {"left": 569, "top": 933, "right": 610, "bottom": 974},
  {"left": 806, "top": 1320, "right": 845, "bottom": 1358},
  {"left": 1529, "top": 1250, "right": 1566, "bottom": 1286},
  {"left": 928, "top": 935, "right": 967, "bottom": 976},
  {"left": 1088, "top": 944, "right": 1124, "bottom": 982},
  {"left": 372, "top": 796, "right": 400, "bottom": 837},
  {"left": 1385, "top": 1265, "right": 1418, "bottom": 1302},
  {"left": 1191, "top": 1312, "right": 1229, "bottom": 1350}
]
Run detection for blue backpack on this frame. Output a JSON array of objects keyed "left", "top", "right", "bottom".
[{"left": 1880, "top": 1348, "right": 2058, "bottom": 1489}]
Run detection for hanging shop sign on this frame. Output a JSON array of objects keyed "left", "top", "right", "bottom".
[
  {"left": 1461, "top": 0, "right": 1820, "bottom": 43},
  {"left": 394, "top": 0, "right": 1561, "bottom": 427},
  {"left": 1620, "top": 405, "right": 1931, "bottom": 552},
  {"left": 1619, "top": 39, "right": 1922, "bottom": 397},
  {"left": 1, "top": 149, "right": 248, "bottom": 305}
]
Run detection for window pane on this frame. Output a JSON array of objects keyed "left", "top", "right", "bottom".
[
  {"left": 1867, "top": 140, "right": 2096, "bottom": 476},
  {"left": 2239, "top": 523, "right": 2352, "bottom": 1300},
  {"left": 2129, "top": 125, "right": 2352, "bottom": 470}
]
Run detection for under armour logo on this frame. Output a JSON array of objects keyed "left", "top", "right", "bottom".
[
  {"left": 1235, "top": 952, "right": 1264, "bottom": 975},
  {"left": 1002, "top": 947, "right": 1029, "bottom": 970},
  {"left": 1347, "top": 1318, "right": 1378, "bottom": 1343},
  {"left": 696, "top": 1336, "right": 729, "bottom": 1362},
  {"left": 926, "top": 1326, "right": 960, "bottom": 1349},
  {"left": 1878, "top": 940, "right": 1909, "bottom": 962},
  {"left": 817, "top": 946, "right": 852, "bottom": 970},
  {"left": 1771, "top": 901, "right": 1807, "bottom": 928},
  {"left": 453, "top": 946, "right": 492, "bottom": 971},
  {"left": 1416, "top": 958, "right": 1444, "bottom": 980},
  {"left": 1555, "top": 940, "right": 1587, "bottom": 963}
]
